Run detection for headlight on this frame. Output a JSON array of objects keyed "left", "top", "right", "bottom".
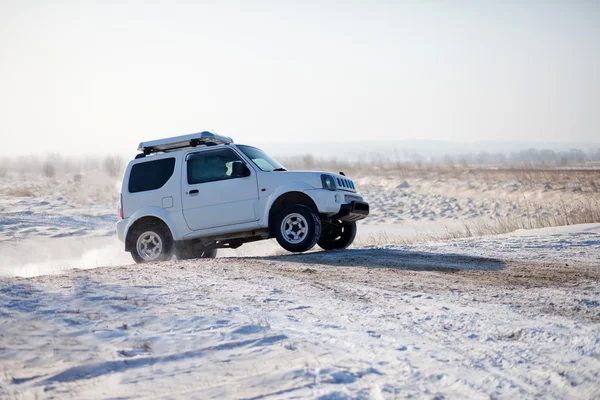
[{"left": 321, "top": 174, "right": 337, "bottom": 190}]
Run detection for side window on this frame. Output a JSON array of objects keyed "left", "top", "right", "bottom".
[
  {"left": 128, "top": 157, "right": 176, "bottom": 193},
  {"left": 187, "top": 149, "right": 249, "bottom": 184}
]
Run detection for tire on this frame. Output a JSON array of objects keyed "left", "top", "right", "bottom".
[
  {"left": 318, "top": 221, "right": 357, "bottom": 250},
  {"left": 129, "top": 222, "right": 174, "bottom": 264},
  {"left": 176, "top": 242, "right": 218, "bottom": 260},
  {"left": 275, "top": 204, "right": 321, "bottom": 253}
]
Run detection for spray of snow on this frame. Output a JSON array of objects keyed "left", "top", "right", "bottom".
[{"left": 0, "top": 237, "right": 131, "bottom": 278}]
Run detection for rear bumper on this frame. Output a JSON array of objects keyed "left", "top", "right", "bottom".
[
  {"left": 330, "top": 201, "right": 370, "bottom": 222},
  {"left": 116, "top": 218, "right": 129, "bottom": 243}
]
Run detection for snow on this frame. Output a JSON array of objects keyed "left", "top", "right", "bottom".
[
  {"left": 1, "top": 226, "right": 599, "bottom": 398},
  {"left": 356, "top": 174, "right": 586, "bottom": 224},
  {"left": 1, "top": 171, "right": 599, "bottom": 398},
  {"left": 375, "top": 223, "right": 600, "bottom": 266}
]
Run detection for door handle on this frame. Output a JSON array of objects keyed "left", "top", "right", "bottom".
[{"left": 189, "top": 189, "right": 199, "bottom": 195}]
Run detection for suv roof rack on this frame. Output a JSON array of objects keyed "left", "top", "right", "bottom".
[{"left": 137, "top": 131, "right": 233, "bottom": 155}]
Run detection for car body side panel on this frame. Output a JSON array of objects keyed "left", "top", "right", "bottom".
[
  {"left": 179, "top": 147, "right": 260, "bottom": 230},
  {"left": 120, "top": 153, "right": 183, "bottom": 218},
  {"left": 181, "top": 221, "right": 265, "bottom": 240},
  {"left": 120, "top": 206, "right": 191, "bottom": 243}
]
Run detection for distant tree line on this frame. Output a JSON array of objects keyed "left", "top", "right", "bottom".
[{"left": 433, "top": 148, "right": 600, "bottom": 166}]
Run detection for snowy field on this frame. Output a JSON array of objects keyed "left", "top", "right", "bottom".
[
  {"left": 1, "top": 169, "right": 597, "bottom": 276},
  {"left": 0, "top": 169, "right": 599, "bottom": 398}
]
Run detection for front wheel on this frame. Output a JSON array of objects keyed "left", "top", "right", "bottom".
[
  {"left": 275, "top": 204, "right": 321, "bottom": 253},
  {"left": 317, "top": 221, "right": 357, "bottom": 250}
]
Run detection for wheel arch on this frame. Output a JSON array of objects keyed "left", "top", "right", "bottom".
[
  {"left": 125, "top": 216, "right": 173, "bottom": 252},
  {"left": 267, "top": 191, "right": 318, "bottom": 236}
]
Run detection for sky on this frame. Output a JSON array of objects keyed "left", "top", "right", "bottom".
[{"left": 1, "top": 0, "right": 599, "bottom": 156}]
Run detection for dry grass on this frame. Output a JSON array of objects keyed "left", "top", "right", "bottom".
[
  {"left": 42, "top": 161, "right": 56, "bottom": 178},
  {"left": 6, "top": 186, "right": 35, "bottom": 197},
  {"left": 1, "top": 153, "right": 126, "bottom": 177},
  {"left": 2, "top": 152, "right": 598, "bottom": 190},
  {"left": 281, "top": 155, "right": 600, "bottom": 193},
  {"left": 459, "top": 168, "right": 600, "bottom": 193},
  {"left": 359, "top": 198, "right": 600, "bottom": 246},
  {"left": 464, "top": 200, "right": 600, "bottom": 235},
  {"left": 103, "top": 155, "right": 123, "bottom": 177}
]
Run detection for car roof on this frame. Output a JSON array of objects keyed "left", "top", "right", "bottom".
[{"left": 137, "top": 131, "right": 234, "bottom": 154}]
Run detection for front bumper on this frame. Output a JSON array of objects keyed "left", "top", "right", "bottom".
[{"left": 330, "top": 201, "right": 370, "bottom": 222}]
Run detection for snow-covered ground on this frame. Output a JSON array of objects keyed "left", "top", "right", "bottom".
[
  {"left": 1, "top": 170, "right": 597, "bottom": 277},
  {"left": 1, "top": 171, "right": 599, "bottom": 398},
  {"left": 1, "top": 225, "right": 599, "bottom": 399},
  {"left": 356, "top": 174, "right": 597, "bottom": 225}
]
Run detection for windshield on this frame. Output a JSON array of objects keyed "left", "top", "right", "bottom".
[{"left": 237, "top": 145, "right": 286, "bottom": 172}]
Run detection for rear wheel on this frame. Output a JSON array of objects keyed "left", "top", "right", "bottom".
[
  {"left": 130, "top": 223, "right": 173, "bottom": 264},
  {"left": 275, "top": 204, "right": 321, "bottom": 253},
  {"left": 317, "top": 221, "right": 357, "bottom": 250}
]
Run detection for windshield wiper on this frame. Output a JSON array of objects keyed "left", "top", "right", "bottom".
[{"left": 272, "top": 168, "right": 287, "bottom": 172}]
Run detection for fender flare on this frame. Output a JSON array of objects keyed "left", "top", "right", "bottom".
[
  {"left": 123, "top": 207, "right": 182, "bottom": 250},
  {"left": 261, "top": 182, "right": 317, "bottom": 222}
]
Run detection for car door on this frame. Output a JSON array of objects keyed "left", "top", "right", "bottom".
[{"left": 182, "top": 147, "right": 259, "bottom": 230}]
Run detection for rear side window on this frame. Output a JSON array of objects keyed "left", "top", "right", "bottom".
[{"left": 128, "top": 158, "right": 176, "bottom": 193}]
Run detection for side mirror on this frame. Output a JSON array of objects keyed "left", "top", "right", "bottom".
[{"left": 232, "top": 161, "right": 250, "bottom": 177}]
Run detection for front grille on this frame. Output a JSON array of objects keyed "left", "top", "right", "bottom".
[{"left": 336, "top": 177, "right": 356, "bottom": 192}]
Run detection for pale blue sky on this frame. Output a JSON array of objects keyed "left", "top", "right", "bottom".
[{"left": 1, "top": 0, "right": 598, "bottom": 155}]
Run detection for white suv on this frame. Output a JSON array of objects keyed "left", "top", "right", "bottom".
[{"left": 116, "top": 131, "right": 370, "bottom": 263}]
